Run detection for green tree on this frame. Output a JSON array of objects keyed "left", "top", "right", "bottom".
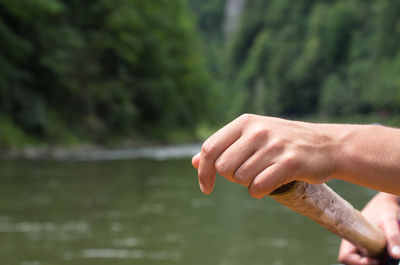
[
  {"left": 218, "top": 0, "right": 400, "bottom": 119},
  {"left": 0, "top": 0, "right": 218, "bottom": 146}
]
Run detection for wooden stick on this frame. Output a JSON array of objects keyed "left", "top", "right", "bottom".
[{"left": 269, "top": 181, "right": 386, "bottom": 258}]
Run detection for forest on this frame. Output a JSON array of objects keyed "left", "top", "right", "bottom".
[{"left": 2, "top": 0, "right": 400, "bottom": 148}]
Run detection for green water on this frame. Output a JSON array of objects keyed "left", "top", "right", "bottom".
[{"left": 0, "top": 158, "right": 377, "bottom": 265}]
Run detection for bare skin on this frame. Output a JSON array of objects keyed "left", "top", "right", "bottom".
[
  {"left": 192, "top": 114, "right": 400, "bottom": 196},
  {"left": 191, "top": 114, "right": 400, "bottom": 264},
  {"left": 338, "top": 192, "right": 400, "bottom": 265}
]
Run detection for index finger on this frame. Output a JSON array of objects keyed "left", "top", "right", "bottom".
[{"left": 198, "top": 116, "right": 245, "bottom": 194}]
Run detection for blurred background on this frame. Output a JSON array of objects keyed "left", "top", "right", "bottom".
[{"left": 0, "top": 0, "right": 398, "bottom": 264}]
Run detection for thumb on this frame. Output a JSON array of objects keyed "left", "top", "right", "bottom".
[
  {"left": 383, "top": 216, "right": 400, "bottom": 259},
  {"left": 192, "top": 152, "right": 200, "bottom": 169}
]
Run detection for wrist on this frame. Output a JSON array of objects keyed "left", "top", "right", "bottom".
[
  {"left": 316, "top": 123, "right": 356, "bottom": 181},
  {"left": 332, "top": 124, "right": 400, "bottom": 194},
  {"left": 327, "top": 124, "right": 376, "bottom": 181}
]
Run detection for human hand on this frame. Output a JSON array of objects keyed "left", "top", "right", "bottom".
[
  {"left": 192, "top": 114, "right": 340, "bottom": 198},
  {"left": 338, "top": 192, "right": 400, "bottom": 265}
]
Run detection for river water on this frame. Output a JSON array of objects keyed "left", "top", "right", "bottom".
[{"left": 0, "top": 145, "right": 377, "bottom": 265}]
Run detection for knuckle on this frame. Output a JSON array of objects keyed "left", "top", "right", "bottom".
[
  {"left": 246, "top": 128, "right": 269, "bottom": 142},
  {"left": 267, "top": 139, "right": 283, "bottom": 153},
  {"left": 248, "top": 182, "right": 264, "bottom": 199},
  {"left": 234, "top": 169, "right": 251, "bottom": 186},
  {"left": 238, "top": 113, "right": 254, "bottom": 124},
  {"left": 281, "top": 153, "right": 299, "bottom": 170},
  {"left": 201, "top": 138, "right": 216, "bottom": 157},
  {"left": 215, "top": 158, "right": 230, "bottom": 175}
]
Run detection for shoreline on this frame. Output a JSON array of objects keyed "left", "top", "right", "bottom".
[{"left": 0, "top": 142, "right": 202, "bottom": 161}]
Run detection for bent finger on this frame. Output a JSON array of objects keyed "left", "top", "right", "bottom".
[
  {"left": 198, "top": 119, "right": 243, "bottom": 194},
  {"left": 234, "top": 143, "right": 283, "bottom": 187},
  {"left": 248, "top": 163, "right": 288, "bottom": 199},
  {"left": 215, "top": 135, "right": 258, "bottom": 185},
  {"left": 192, "top": 153, "right": 200, "bottom": 169},
  {"left": 338, "top": 239, "right": 379, "bottom": 265},
  {"left": 382, "top": 214, "right": 400, "bottom": 259},
  {"left": 339, "top": 253, "right": 379, "bottom": 265}
]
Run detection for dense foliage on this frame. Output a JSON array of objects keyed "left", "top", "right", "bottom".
[
  {"left": 0, "top": 0, "right": 217, "bottom": 147},
  {"left": 223, "top": 0, "right": 400, "bottom": 117},
  {"left": 3, "top": 0, "right": 400, "bottom": 148},
  {"left": 189, "top": 0, "right": 400, "bottom": 121}
]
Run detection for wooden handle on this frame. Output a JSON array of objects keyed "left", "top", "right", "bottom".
[{"left": 269, "top": 181, "right": 386, "bottom": 257}]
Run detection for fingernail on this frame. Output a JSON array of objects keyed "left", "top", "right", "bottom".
[{"left": 391, "top": 245, "right": 400, "bottom": 256}]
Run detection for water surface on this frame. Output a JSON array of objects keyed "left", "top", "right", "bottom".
[{"left": 0, "top": 156, "right": 376, "bottom": 265}]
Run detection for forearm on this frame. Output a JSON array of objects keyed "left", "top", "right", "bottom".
[{"left": 330, "top": 124, "right": 400, "bottom": 195}]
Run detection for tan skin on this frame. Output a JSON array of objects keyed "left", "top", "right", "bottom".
[
  {"left": 338, "top": 193, "right": 400, "bottom": 265},
  {"left": 191, "top": 114, "right": 400, "bottom": 264}
]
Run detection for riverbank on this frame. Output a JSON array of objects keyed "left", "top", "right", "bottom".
[
  {"left": 3, "top": 114, "right": 400, "bottom": 160},
  {"left": 0, "top": 143, "right": 202, "bottom": 161},
  {"left": 0, "top": 120, "right": 216, "bottom": 160}
]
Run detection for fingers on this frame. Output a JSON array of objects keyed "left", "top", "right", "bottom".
[
  {"left": 248, "top": 163, "right": 288, "bottom": 199},
  {"left": 195, "top": 114, "right": 298, "bottom": 196},
  {"left": 338, "top": 239, "right": 380, "bottom": 265},
  {"left": 192, "top": 153, "right": 200, "bottom": 169},
  {"left": 382, "top": 214, "right": 400, "bottom": 259},
  {"left": 339, "top": 253, "right": 379, "bottom": 265},
  {"left": 198, "top": 117, "right": 243, "bottom": 194},
  {"left": 234, "top": 144, "right": 283, "bottom": 186},
  {"left": 214, "top": 135, "right": 259, "bottom": 184}
]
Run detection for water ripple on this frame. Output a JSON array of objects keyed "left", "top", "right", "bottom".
[
  {"left": 81, "top": 248, "right": 182, "bottom": 261},
  {"left": 0, "top": 221, "right": 89, "bottom": 233},
  {"left": 63, "top": 144, "right": 201, "bottom": 161}
]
